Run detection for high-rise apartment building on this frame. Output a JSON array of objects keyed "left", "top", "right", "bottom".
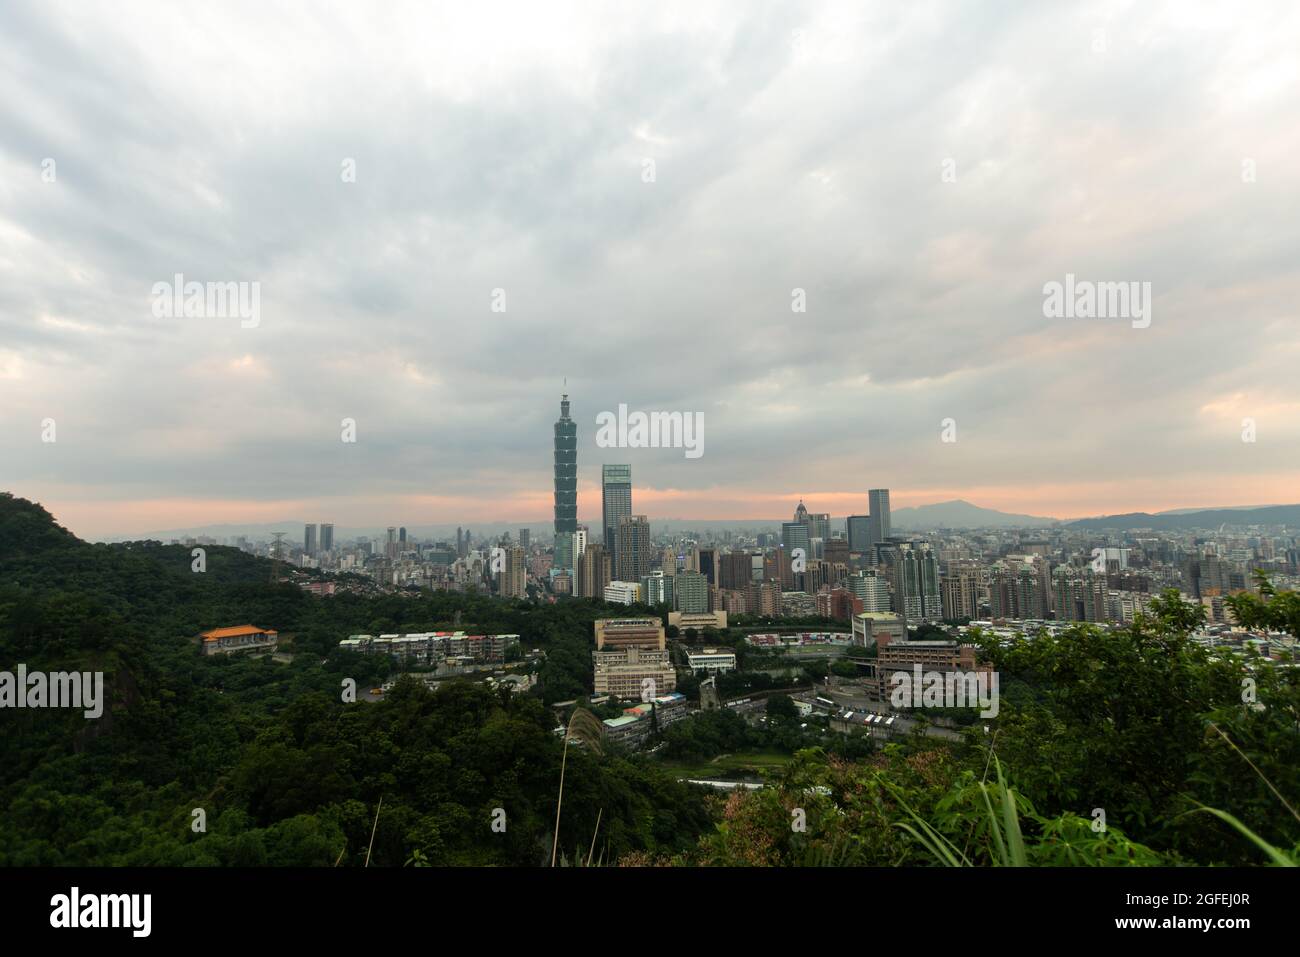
[
  {"left": 577, "top": 543, "right": 611, "bottom": 598},
  {"left": 499, "top": 544, "right": 527, "bottom": 599},
  {"left": 675, "top": 571, "right": 709, "bottom": 614},
  {"left": 615, "top": 514, "right": 652, "bottom": 583},
  {"left": 940, "top": 560, "right": 985, "bottom": 620},
  {"left": 1052, "top": 567, "right": 1108, "bottom": 622},
  {"left": 893, "top": 549, "right": 942, "bottom": 620},
  {"left": 847, "top": 569, "right": 892, "bottom": 612},
  {"left": 641, "top": 570, "right": 674, "bottom": 606}
]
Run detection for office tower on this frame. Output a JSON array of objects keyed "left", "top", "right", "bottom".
[
  {"left": 456, "top": 526, "right": 463, "bottom": 557},
  {"left": 386, "top": 527, "right": 398, "bottom": 559},
  {"left": 824, "top": 538, "right": 850, "bottom": 569},
  {"left": 573, "top": 526, "right": 588, "bottom": 563},
  {"left": 304, "top": 523, "right": 318, "bottom": 558},
  {"left": 781, "top": 521, "right": 811, "bottom": 589},
  {"left": 808, "top": 512, "right": 831, "bottom": 544},
  {"left": 399, "top": 527, "right": 407, "bottom": 547},
  {"left": 675, "top": 571, "right": 709, "bottom": 613},
  {"left": 941, "top": 560, "right": 985, "bottom": 620},
  {"left": 615, "top": 514, "right": 652, "bottom": 582},
  {"left": 554, "top": 393, "right": 577, "bottom": 571},
  {"left": 720, "top": 550, "right": 752, "bottom": 590},
  {"left": 499, "top": 544, "right": 527, "bottom": 599},
  {"left": 520, "top": 528, "right": 530, "bottom": 550},
  {"left": 781, "top": 521, "right": 811, "bottom": 556},
  {"left": 698, "top": 547, "right": 717, "bottom": 585},
  {"left": 847, "top": 515, "right": 871, "bottom": 553},
  {"left": 793, "top": 500, "right": 809, "bottom": 525},
  {"left": 320, "top": 523, "right": 334, "bottom": 553},
  {"left": 867, "top": 489, "right": 891, "bottom": 549},
  {"left": 602, "top": 464, "right": 633, "bottom": 559},
  {"left": 577, "top": 543, "right": 611, "bottom": 598}
]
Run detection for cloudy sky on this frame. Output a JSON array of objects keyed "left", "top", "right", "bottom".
[{"left": 2, "top": 0, "right": 1299, "bottom": 540}]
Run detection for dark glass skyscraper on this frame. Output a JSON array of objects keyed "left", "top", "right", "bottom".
[
  {"left": 602, "top": 464, "right": 632, "bottom": 550},
  {"left": 553, "top": 393, "right": 577, "bottom": 570},
  {"left": 868, "top": 488, "right": 891, "bottom": 547}
]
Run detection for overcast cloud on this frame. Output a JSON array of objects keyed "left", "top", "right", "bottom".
[{"left": 2, "top": 0, "right": 1299, "bottom": 538}]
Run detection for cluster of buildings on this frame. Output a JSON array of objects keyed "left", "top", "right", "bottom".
[
  {"left": 338, "top": 632, "right": 519, "bottom": 666},
  {"left": 204, "top": 393, "right": 1300, "bottom": 649},
  {"left": 599, "top": 692, "right": 689, "bottom": 747},
  {"left": 592, "top": 617, "right": 675, "bottom": 698}
]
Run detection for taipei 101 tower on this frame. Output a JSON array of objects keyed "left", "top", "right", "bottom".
[{"left": 553, "top": 392, "right": 577, "bottom": 573}]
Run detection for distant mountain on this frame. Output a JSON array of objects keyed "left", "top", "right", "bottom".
[
  {"left": 1067, "top": 504, "right": 1300, "bottom": 531},
  {"left": 891, "top": 500, "right": 1058, "bottom": 530},
  {"left": 1155, "top": 505, "right": 1287, "bottom": 515}
]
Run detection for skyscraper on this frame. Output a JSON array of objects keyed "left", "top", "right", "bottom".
[
  {"left": 304, "top": 523, "right": 318, "bottom": 557},
  {"left": 868, "top": 489, "right": 891, "bottom": 549},
  {"left": 808, "top": 512, "right": 831, "bottom": 545},
  {"left": 615, "top": 514, "right": 652, "bottom": 582},
  {"left": 602, "top": 464, "right": 632, "bottom": 554},
  {"left": 554, "top": 393, "right": 577, "bottom": 572},
  {"left": 847, "top": 515, "right": 871, "bottom": 553},
  {"left": 320, "top": 523, "right": 334, "bottom": 553}
]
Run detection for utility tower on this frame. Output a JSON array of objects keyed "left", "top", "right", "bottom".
[{"left": 270, "top": 532, "right": 287, "bottom": 583}]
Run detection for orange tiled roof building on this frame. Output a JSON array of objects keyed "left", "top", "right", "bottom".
[{"left": 199, "top": 624, "right": 279, "bottom": 656}]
